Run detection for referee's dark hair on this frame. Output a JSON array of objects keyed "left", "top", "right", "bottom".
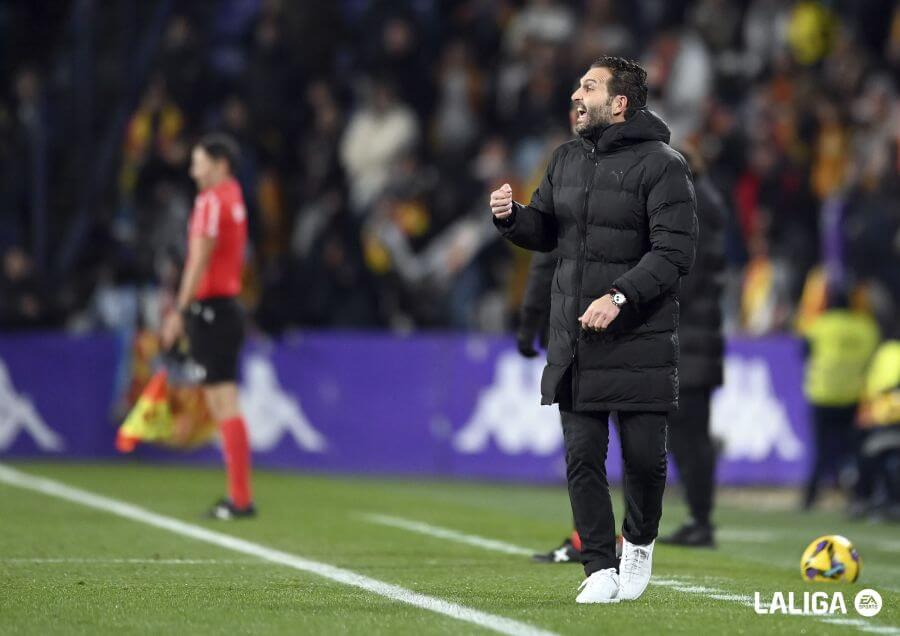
[{"left": 197, "top": 133, "right": 240, "bottom": 173}]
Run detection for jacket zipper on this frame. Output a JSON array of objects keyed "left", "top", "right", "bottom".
[{"left": 572, "top": 145, "right": 598, "bottom": 407}]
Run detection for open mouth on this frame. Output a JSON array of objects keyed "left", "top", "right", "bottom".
[{"left": 575, "top": 103, "right": 587, "bottom": 122}]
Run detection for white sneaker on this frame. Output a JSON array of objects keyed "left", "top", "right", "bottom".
[
  {"left": 575, "top": 568, "right": 620, "bottom": 604},
  {"left": 617, "top": 538, "right": 654, "bottom": 600}
]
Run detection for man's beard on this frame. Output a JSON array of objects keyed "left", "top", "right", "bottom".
[{"left": 574, "top": 97, "right": 614, "bottom": 138}]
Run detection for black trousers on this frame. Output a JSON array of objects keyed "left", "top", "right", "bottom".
[
  {"left": 561, "top": 405, "right": 668, "bottom": 576},
  {"left": 804, "top": 404, "right": 857, "bottom": 508},
  {"left": 666, "top": 388, "right": 716, "bottom": 526}
]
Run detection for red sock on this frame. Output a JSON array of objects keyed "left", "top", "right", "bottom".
[
  {"left": 570, "top": 529, "right": 583, "bottom": 552},
  {"left": 220, "top": 416, "right": 253, "bottom": 509}
]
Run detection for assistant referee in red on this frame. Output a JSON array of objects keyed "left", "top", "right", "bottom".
[{"left": 161, "top": 133, "right": 255, "bottom": 520}]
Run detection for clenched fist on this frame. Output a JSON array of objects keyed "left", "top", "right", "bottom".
[{"left": 490, "top": 183, "right": 514, "bottom": 220}]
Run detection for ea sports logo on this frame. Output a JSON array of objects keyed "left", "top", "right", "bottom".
[{"left": 854, "top": 589, "right": 882, "bottom": 617}]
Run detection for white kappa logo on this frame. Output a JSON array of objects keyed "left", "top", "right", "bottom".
[
  {"left": 710, "top": 356, "right": 803, "bottom": 461},
  {"left": 0, "top": 358, "right": 65, "bottom": 452},
  {"left": 239, "top": 355, "right": 327, "bottom": 453},
  {"left": 453, "top": 350, "right": 561, "bottom": 456}
]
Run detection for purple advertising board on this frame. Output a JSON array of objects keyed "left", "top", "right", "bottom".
[{"left": 0, "top": 331, "right": 810, "bottom": 485}]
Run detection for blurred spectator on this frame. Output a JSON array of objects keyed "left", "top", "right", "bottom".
[
  {"left": 801, "top": 288, "right": 880, "bottom": 510},
  {"left": 742, "top": 0, "right": 792, "bottom": 77},
  {"left": 4, "top": 68, "right": 49, "bottom": 267},
  {"left": 645, "top": 28, "right": 713, "bottom": 143},
  {"left": 0, "top": 246, "right": 53, "bottom": 329},
  {"left": 855, "top": 326, "right": 900, "bottom": 520},
  {"left": 340, "top": 78, "right": 419, "bottom": 214},
  {"left": 503, "top": 0, "right": 575, "bottom": 57},
  {"left": 786, "top": 0, "right": 838, "bottom": 66},
  {"left": 291, "top": 81, "right": 346, "bottom": 260},
  {"left": 369, "top": 15, "right": 432, "bottom": 118},
  {"left": 119, "top": 74, "right": 185, "bottom": 224},
  {"left": 0, "top": 0, "right": 896, "bottom": 336},
  {"left": 572, "top": 0, "right": 634, "bottom": 66},
  {"left": 245, "top": 5, "right": 295, "bottom": 162},
  {"left": 158, "top": 15, "right": 206, "bottom": 121},
  {"left": 433, "top": 39, "right": 484, "bottom": 161}
]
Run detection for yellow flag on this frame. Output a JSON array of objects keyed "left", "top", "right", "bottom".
[{"left": 116, "top": 371, "right": 172, "bottom": 452}]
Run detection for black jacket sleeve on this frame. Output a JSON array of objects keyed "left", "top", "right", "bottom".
[
  {"left": 680, "top": 176, "right": 725, "bottom": 312},
  {"left": 516, "top": 250, "right": 555, "bottom": 356},
  {"left": 493, "top": 151, "right": 559, "bottom": 252},
  {"left": 520, "top": 250, "right": 555, "bottom": 319},
  {"left": 613, "top": 153, "right": 698, "bottom": 308}
]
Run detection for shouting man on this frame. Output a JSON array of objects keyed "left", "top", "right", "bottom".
[{"left": 490, "top": 57, "right": 697, "bottom": 603}]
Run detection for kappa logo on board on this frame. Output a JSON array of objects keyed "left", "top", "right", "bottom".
[
  {"left": 453, "top": 350, "right": 561, "bottom": 456},
  {"left": 240, "top": 355, "right": 327, "bottom": 453},
  {"left": 710, "top": 356, "right": 803, "bottom": 461},
  {"left": 0, "top": 358, "right": 65, "bottom": 452}
]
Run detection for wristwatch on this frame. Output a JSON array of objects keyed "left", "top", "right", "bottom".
[{"left": 609, "top": 288, "right": 627, "bottom": 308}]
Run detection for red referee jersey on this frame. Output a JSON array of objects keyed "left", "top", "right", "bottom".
[{"left": 188, "top": 177, "right": 247, "bottom": 300}]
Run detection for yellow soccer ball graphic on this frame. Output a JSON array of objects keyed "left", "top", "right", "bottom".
[{"left": 801, "top": 535, "right": 861, "bottom": 582}]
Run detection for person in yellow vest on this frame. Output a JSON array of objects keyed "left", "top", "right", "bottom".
[
  {"left": 854, "top": 329, "right": 900, "bottom": 520},
  {"left": 801, "top": 288, "right": 880, "bottom": 509}
]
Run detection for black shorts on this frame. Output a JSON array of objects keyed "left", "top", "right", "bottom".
[{"left": 185, "top": 297, "right": 245, "bottom": 384}]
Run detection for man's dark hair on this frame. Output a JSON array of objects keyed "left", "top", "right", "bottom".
[
  {"left": 590, "top": 56, "right": 648, "bottom": 118},
  {"left": 197, "top": 133, "right": 240, "bottom": 173}
]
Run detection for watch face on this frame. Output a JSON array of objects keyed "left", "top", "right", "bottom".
[{"left": 613, "top": 293, "right": 626, "bottom": 305}]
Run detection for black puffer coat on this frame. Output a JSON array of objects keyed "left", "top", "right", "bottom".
[
  {"left": 679, "top": 174, "right": 725, "bottom": 389},
  {"left": 496, "top": 109, "right": 697, "bottom": 412},
  {"left": 517, "top": 250, "right": 557, "bottom": 349}
]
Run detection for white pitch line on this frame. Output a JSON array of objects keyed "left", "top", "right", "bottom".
[
  {"left": 670, "top": 585, "right": 717, "bottom": 593},
  {"left": 358, "top": 514, "right": 718, "bottom": 596},
  {"left": 707, "top": 593, "right": 754, "bottom": 602},
  {"left": 0, "top": 465, "right": 556, "bottom": 636},
  {"left": 719, "top": 529, "right": 900, "bottom": 554},
  {"left": 650, "top": 579, "right": 753, "bottom": 607},
  {"left": 359, "top": 513, "right": 533, "bottom": 556},
  {"left": 1, "top": 558, "right": 248, "bottom": 565},
  {"left": 871, "top": 540, "right": 900, "bottom": 553},
  {"left": 820, "top": 618, "right": 900, "bottom": 635},
  {"left": 650, "top": 577, "right": 690, "bottom": 585},
  {"left": 360, "top": 512, "right": 899, "bottom": 635}
]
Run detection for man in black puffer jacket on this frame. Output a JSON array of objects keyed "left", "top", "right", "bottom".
[
  {"left": 522, "top": 146, "right": 726, "bottom": 560},
  {"left": 490, "top": 57, "right": 697, "bottom": 603}
]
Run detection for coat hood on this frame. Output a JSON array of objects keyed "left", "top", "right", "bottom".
[{"left": 581, "top": 108, "right": 671, "bottom": 154}]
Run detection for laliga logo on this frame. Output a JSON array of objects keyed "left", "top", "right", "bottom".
[
  {"left": 754, "top": 589, "right": 881, "bottom": 617},
  {"left": 854, "top": 589, "right": 883, "bottom": 618}
]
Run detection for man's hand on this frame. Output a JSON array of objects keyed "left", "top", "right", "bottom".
[
  {"left": 160, "top": 309, "right": 185, "bottom": 350},
  {"left": 490, "top": 183, "right": 514, "bottom": 219},
  {"left": 578, "top": 295, "right": 620, "bottom": 331},
  {"left": 516, "top": 309, "right": 548, "bottom": 358}
]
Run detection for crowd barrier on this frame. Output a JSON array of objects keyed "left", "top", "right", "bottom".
[{"left": 0, "top": 331, "right": 810, "bottom": 484}]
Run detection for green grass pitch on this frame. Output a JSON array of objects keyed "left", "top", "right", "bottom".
[{"left": 0, "top": 462, "right": 897, "bottom": 635}]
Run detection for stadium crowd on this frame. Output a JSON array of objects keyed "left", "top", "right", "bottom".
[{"left": 0, "top": 0, "right": 898, "bottom": 336}]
